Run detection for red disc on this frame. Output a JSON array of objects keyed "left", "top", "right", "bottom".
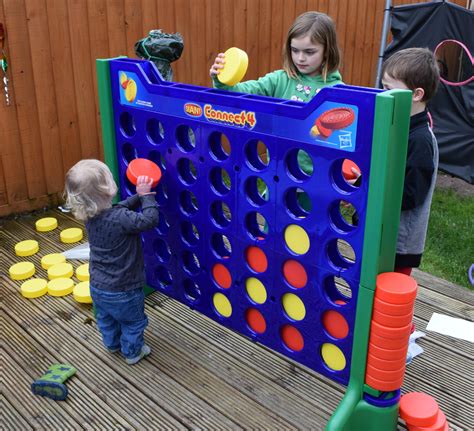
[
  {"left": 375, "top": 272, "right": 418, "bottom": 305},
  {"left": 126, "top": 158, "right": 162, "bottom": 188},
  {"left": 319, "top": 107, "right": 355, "bottom": 129},
  {"left": 212, "top": 263, "right": 232, "bottom": 289},
  {"left": 342, "top": 159, "right": 361, "bottom": 181},
  {"left": 245, "top": 246, "right": 268, "bottom": 273},
  {"left": 245, "top": 308, "right": 267, "bottom": 334},
  {"left": 282, "top": 259, "right": 307, "bottom": 288},
  {"left": 322, "top": 310, "right": 349, "bottom": 339},
  {"left": 281, "top": 325, "right": 304, "bottom": 351},
  {"left": 399, "top": 392, "right": 440, "bottom": 427},
  {"left": 315, "top": 118, "right": 333, "bottom": 138},
  {"left": 409, "top": 410, "right": 447, "bottom": 431}
]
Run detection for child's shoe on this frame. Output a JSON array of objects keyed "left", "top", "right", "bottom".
[
  {"left": 31, "top": 364, "right": 77, "bottom": 400},
  {"left": 126, "top": 344, "right": 151, "bottom": 365},
  {"left": 107, "top": 346, "right": 120, "bottom": 353}
]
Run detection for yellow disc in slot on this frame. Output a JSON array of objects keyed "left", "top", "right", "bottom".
[
  {"left": 21, "top": 278, "right": 48, "bottom": 299},
  {"left": 76, "top": 263, "right": 90, "bottom": 281},
  {"left": 9, "top": 262, "right": 35, "bottom": 280},
  {"left": 41, "top": 253, "right": 66, "bottom": 269},
  {"left": 48, "top": 262, "right": 74, "bottom": 280},
  {"left": 73, "top": 281, "right": 92, "bottom": 304},
  {"left": 36, "top": 217, "right": 58, "bottom": 232},
  {"left": 15, "top": 240, "right": 39, "bottom": 257},
  {"left": 48, "top": 278, "right": 74, "bottom": 296},
  {"left": 218, "top": 47, "right": 249, "bottom": 86},
  {"left": 60, "top": 228, "right": 83, "bottom": 244}
]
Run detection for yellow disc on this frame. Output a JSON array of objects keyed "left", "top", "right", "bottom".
[
  {"left": 321, "top": 343, "right": 346, "bottom": 371},
  {"left": 213, "top": 292, "right": 232, "bottom": 318},
  {"left": 21, "top": 278, "right": 48, "bottom": 299},
  {"left": 41, "top": 253, "right": 66, "bottom": 270},
  {"left": 282, "top": 293, "right": 306, "bottom": 321},
  {"left": 218, "top": 47, "right": 249, "bottom": 86},
  {"left": 245, "top": 277, "right": 267, "bottom": 304},
  {"left": 125, "top": 79, "right": 137, "bottom": 102},
  {"left": 73, "top": 281, "right": 92, "bottom": 304},
  {"left": 60, "top": 228, "right": 83, "bottom": 244},
  {"left": 9, "top": 262, "right": 35, "bottom": 280},
  {"left": 47, "top": 278, "right": 74, "bottom": 296},
  {"left": 48, "top": 262, "right": 74, "bottom": 280},
  {"left": 15, "top": 240, "right": 39, "bottom": 257},
  {"left": 35, "top": 217, "right": 58, "bottom": 232},
  {"left": 284, "top": 224, "right": 310, "bottom": 255},
  {"left": 76, "top": 263, "right": 90, "bottom": 281}
]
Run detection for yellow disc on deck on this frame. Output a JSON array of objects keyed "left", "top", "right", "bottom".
[
  {"left": 60, "top": 228, "right": 83, "bottom": 244},
  {"left": 36, "top": 217, "right": 58, "bottom": 232},
  {"left": 21, "top": 278, "right": 48, "bottom": 299},
  {"left": 73, "top": 281, "right": 92, "bottom": 304},
  {"left": 48, "top": 262, "right": 74, "bottom": 280},
  {"left": 213, "top": 292, "right": 232, "bottom": 318},
  {"left": 41, "top": 253, "right": 66, "bottom": 269},
  {"left": 48, "top": 278, "right": 74, "bottom": 296},
  {"left": 217, "top": 47, "right": 249, "bottom": 86},
  {"left": 15, "top": 240, "right": 39, "bottom": 257},
  {"left": 76, "top": 263, "right": 90, "bottom": 281},
  {"left": 9, "top": 262, "right": 35, "bottom": 280},
  {"left": 321, "top": 343, "right": 346, "bottom": 371},
  {"left": 284, "top": 224, "right": 310, "bottom": 255}
]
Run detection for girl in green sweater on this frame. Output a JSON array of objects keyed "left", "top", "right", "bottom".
[{"left": 209, "top": 11, "right": 343, "bottom": 102}]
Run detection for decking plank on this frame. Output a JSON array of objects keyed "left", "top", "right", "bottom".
[{"left": 1, "top": 393, "right": 34, "bottom": 431}]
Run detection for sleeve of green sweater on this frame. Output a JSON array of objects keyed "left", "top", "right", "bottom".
[{"left": 212, "top": 71, "right": 281, "bottom": 97}]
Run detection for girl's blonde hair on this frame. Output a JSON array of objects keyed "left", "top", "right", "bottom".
[
  {"left": 65, "top": 159, "right": 118, "bottom": 221},
  {"left": 282, "top": 12, "right": 341, "bottom": 81}
]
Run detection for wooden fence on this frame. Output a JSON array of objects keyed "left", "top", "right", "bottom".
[{"left": 0, "top": 0, "right": 468, "bottom": 216}]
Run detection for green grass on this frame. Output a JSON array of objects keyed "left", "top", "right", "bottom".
[{"left": 420, "top": 188, "right": 474, "bottom": 289}]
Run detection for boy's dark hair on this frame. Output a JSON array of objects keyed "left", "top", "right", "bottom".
[
  {"left": 382, "top": 48, "right": 440, "bottom": 102},
  {"left": 283, "top": 11, "right": 341, "bottom": 81}
]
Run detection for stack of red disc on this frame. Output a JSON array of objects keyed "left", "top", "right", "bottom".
[
  {"left": 366, "top": 272, "right": 417, "bottom": 391},
  {"left": 400, "top": 392, "right": 449, "bottom": 430}
]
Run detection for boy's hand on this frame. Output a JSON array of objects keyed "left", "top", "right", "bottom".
[
  {"left": 347, "top": 167, "right": 361, "bottom": 185},
  {"left": 136, "top": 175, "right": 155, "bottom": 196},
  {"left": 210, "top": 53, "right": 225, "bottom": 78}
]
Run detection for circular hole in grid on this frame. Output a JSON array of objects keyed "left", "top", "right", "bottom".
[
  {"left": 210, "top": 201, "right": 232, "bottom": 228},
  {"left": 211, "top": 233, "right": 232, "bottom": 258},
  {"left": 183, "top": 279, "right": 201, "bottom": 302},
  {"left": 327, "top": 239, "right": 356, "bottom": 269},
  {"left": 156, "top": 182, "right": 168, "bottom": 206},
  {"left": 177, "top": 158, "right": 198, "bottom": 185},
  {"left": 209, "top": 132, "right": 231, "bottom": 161},
  {"left": 209, "top": 167, "right": 231, "bottom": 195},
  {"left": 146, "top": 118, "right": 164, "bottom": 144},
  {"left": 286, "top": 149, "right": 313, "bottom": 181},
  {"left": 331, "top": 158, "right": 362, "bottom": 193},
  {"left": 182, "top": 250, "right": 201, "bottom": 275},
  {"left": 147, "top": 149, "right": 161, "bottom": 168},
  {"left": 155, "top": 211, "right": 170, "bottom": 235},
  {"left": 245, "top": 139, "right": 270, "bottom": 171},
  {"left": 155, "top": 266, "right": 173, "bottom": 290},
  {"left": 323, "top": 275, "right": 352, "bottom": 304},
  {"left": 124, "top": 174, "right": 136, "bottom": 195},
  {"left": 122, "top": 142, "right": 137, "bottom": 163},
  {"left": 245, "top": 176, "right": 269, "bottom": 206},
  {"left": 179, "top": 190, "right": 199, "bottom": 216},
  {"left": 245, "top": 211, "right": 268, "bottom": 240},
  {"left": 176, "top": 125, "right": 196, "bottom": 153},
  {"left": 153, "top": 238, "right": 171, "bottom": 262},
  {"left": 285, "top": 187, "right": 312, "bottom": 219},
  {"left": 181, "top": 221, "right": 200, "bottom": 246},
  {"left": 120, "top": 111, "right": 136, "bottom": 137},
  {"left": 329, "top": 200, "right": 358, "bottom": 233}
]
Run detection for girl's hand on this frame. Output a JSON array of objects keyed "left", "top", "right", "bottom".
[
  {"left": 209, "top": 53, "right": 225, "bottom": 78},
  {"left": 136, "top": 175, "right": 155, "bottom": 196}
]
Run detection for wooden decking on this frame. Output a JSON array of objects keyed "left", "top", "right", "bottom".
[{"left": 1, "top": 209, "right": 473, "bottom": 431}]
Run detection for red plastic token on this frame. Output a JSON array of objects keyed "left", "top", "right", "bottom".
[
  {"left": 366, "top": 352, "right": 406, "bottom": 371},
  {"left": 399, "top": 392, "right": 440, "bottom": 427},
  {"left": 245, "top": 308, "right": 267, "bottom": 334},
  {"left": 342, "top": 159, "right": 361, "bottom": 181},
  {"left": 368, "top": 343, "right": 407, "bottom": 361},
  {"left": 281, "top": 324, "right": 304, "bottom": 351},
  {"left": 126, "top": 158, "right": 162, "bottom": 188},
  {"left": 315, "top": 118, "right": 333, "bottom": 138},
  {"left": 373, "top": 296, "right": 415, "bottom": 316},
  {"left": 372, "top": 308, "right": 414, "bottom": 328},
  {"left": 245, "top": 246, "right": 268, "bottom": 273},
  {"left": 322, "top": 310, "right": 349, "bottom": 339},
  {"left": 319, "top": 107, "right": 355, "bottom": 129},
  {"left": 282, "top": 259, "right": 307, "bottom": 288},
  {"left": 365, "top": 372, "right": 404, "bottom": 392},
  {"left": 375, "top": 272, "right": 418, "bottom": 305},
  {"left": 409, "top": 410, "right": 447, "bottom": 431},
  {"left": 212, "top": 263, "right": 232, "bottom": 289}
]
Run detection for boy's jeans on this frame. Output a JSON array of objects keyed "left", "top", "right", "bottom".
[{"left": 90, "top": 286, "right": 148, "bottom": 359}]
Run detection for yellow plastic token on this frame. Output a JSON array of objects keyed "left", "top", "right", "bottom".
[
  {"left": 47, "top": 278, "right": 74, "bottom": 297},
  {"left": 282, "top": 293, "right": 306, "bottom": 321},
  {"left": 41, "top": 253, "right": 66, "bottom": 269},
  {"left": 76, "top": 263, "right": 90, "bottom": 281},
  {"left": 245, "top": 277, "right": 267, "bottom": 304},
  {"left": 20, "top": 278, "right": 48, "bottom": 299},
  {"left": 213, "top": 292, "right": 232, "bottom": 318},
  {"left": 60, "top": 228, "right": 83, "bottom": 244},
  {"left": 218, "top": 47, "right": 249, "bottom": 86},
  {"left": 73, "top": 281, "right": 92, "bottom": 304},
  {"left": 14, "top": 240, "right": 39, "bottom": 257},
  {"left": 48, "top": 262, "right": 74, "bottom": 280},
  {"left": 9, "top": 262, "right": 35, "bottom": 280},
  {"left": 35, "top": 217, "right": 58, "bottom": 232},
  {"left": 284, "top": 224, "right": 310, "bottom": 255},
  {"left": 321, "top": 343, "right": 346, "bottom": 371}
]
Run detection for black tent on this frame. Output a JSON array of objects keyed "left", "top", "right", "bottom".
[{"left": 384, "top": 1, "right": 473, "bottom": 184}]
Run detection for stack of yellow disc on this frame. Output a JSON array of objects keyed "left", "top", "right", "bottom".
[
  {"left": 9, "top": 262, "right": 35, "bottom": 280},
  {"left": 21, "top": 278, "right": 48, "bottom": 299},
  {"left": 48, "top": 262, "right": 74, "bottom": 280},
  {"left": 76, "top": 263, "right": 90, "bottom": 281},
  {"left": 217, "top": 47, "right": 249, "bottom": 86},
  {"left": 60, "top": 228, "right": 83, "bottom": 244},
  {"left": 41, "top": 253, "right": 66, "bottom": 270},
  {"left": 15, "top": 240, "right": 39, "bottom": 257},
  {"left": 36, "top": 217, "right": 58, "bottom": 232},
  {"left": 47, "top": 278, "right": 74, "bottom": 296},
  {"left": 73, "top": 281, "right": 92, "bottom": 304}
]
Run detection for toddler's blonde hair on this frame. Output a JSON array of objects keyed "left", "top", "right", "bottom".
[{"left": 65, "top": 159, "right": 118, "bottom": 221}]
